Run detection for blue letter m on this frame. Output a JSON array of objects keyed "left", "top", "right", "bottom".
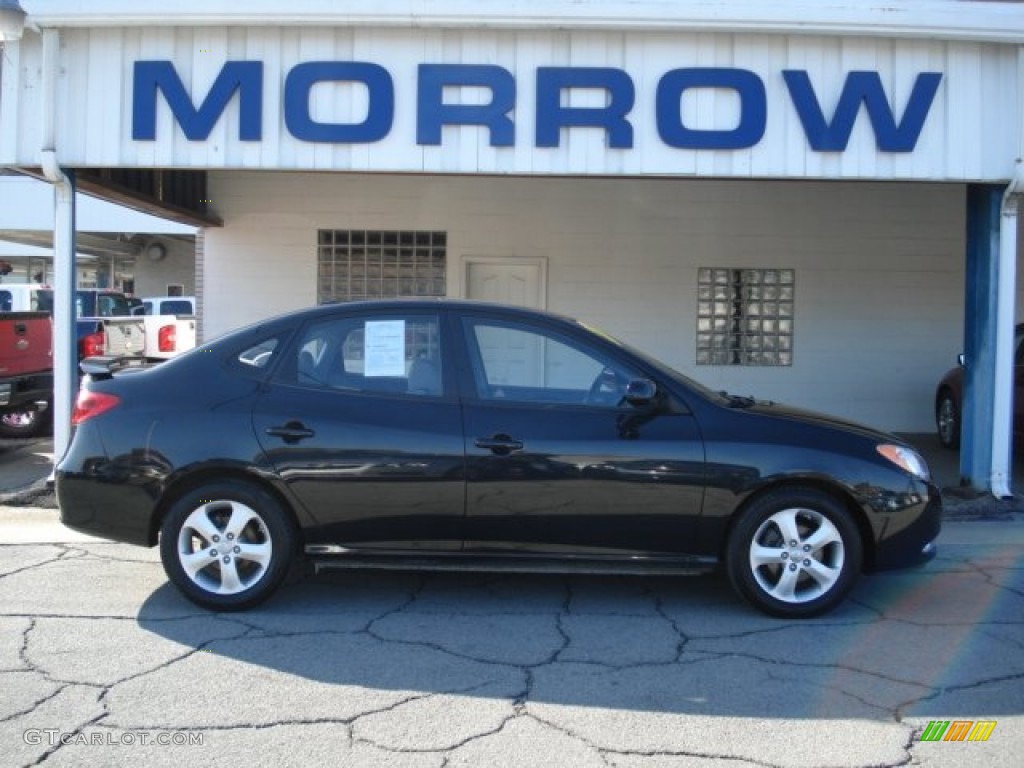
[
  {"left": 133, "top": 61, "right": 263, "bottom": 141},
  {"left": 784, "top": 70, "right": 942, "bottom": 152}
]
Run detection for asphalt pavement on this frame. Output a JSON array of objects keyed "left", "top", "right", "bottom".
[
  {"left": 0, "top": 509, "right": 1022, "bottom": 767},
  {"left": 0, "top": 437, "right": 54, "bottom": 503},
  {"left": 1, "top": 433, "right": 1023, "bottom": 767}
]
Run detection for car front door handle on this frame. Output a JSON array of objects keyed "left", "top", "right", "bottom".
[
  {"left": 265, "top": 421, "right": 316, "bottom": 443},
  {"left": 475, "top": 434, "right": 524, "bottom": 455}
]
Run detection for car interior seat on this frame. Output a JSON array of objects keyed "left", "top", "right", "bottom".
[{"left": 407, "top": 356, "right": 441, "bottom": 396}]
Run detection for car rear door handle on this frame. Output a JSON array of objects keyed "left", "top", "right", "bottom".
[
  {"left": 475, "top": 434, "right": 523, "bottom": 455},
  {"left": 265, "top": 421, "right": 316, "bottom": 443}
]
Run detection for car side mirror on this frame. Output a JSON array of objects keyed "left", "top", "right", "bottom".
[{"left": 624, "top": 378, "right": 657, "bottom": 407}]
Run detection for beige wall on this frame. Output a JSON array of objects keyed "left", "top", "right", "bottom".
[
  {"left": 204, "top": 172, "right": 969, "bottom": 432},
  {"left": 131, "top": 238, "right": 196, "bottom": 299}
]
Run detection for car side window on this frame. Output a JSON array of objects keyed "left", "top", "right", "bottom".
[
  {"left": 237, "top": 338, "right": 280, "bottom": 369},
  {"left": 463, "top": 318, "right": 640, "bottom": 407},
  {"left": 289, "top": 314, "right": 443, "bottom": 397}
]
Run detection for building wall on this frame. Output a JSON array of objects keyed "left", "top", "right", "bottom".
[
  {"left": 130, "top": 238, "right": 196, "bottom": 299},
  {"left": 204, "top": 171, "right": 968, "bottom": 432}
]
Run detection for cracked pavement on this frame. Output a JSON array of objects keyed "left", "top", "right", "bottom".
[{"left": 0, "top": 511, "right": 1021, "bottom": 767}]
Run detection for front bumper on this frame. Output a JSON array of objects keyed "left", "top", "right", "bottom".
[{"left": 872, "top": 488, "right": 942, "bottom": 570}]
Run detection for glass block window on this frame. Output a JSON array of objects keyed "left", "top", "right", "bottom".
[
  {"left": 317, "top": 230, "right": 447, "bottom": 303},
  {"left": 696, "top": 268, "right": 794, "bottom": 366}
]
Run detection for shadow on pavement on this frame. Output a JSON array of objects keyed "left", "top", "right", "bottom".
[{"left": 133, "top": 554, "right": 1024, "bottom": 721}]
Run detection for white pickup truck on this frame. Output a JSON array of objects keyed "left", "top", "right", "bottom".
[{"left": 131, "top": 296, "right": 197, "bottom": 361}]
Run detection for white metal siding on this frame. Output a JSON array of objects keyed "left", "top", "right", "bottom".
[
  {"left": 204, "top": 172, "right": 966, "bottom": 432},
  {"left": 18, "top": 1, "right": 1024, "bottom": 45},
  {"left": 2, "top": 27, "right": 1018, "bottom": 180}
]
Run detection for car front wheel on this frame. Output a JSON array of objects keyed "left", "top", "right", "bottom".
[
  {"left": 936, "top": 389, "right": 960, "bottom": 450},
  {"left": 726, "top": 488, "right": 863, "bottom": 618},
  {"left": 159, "top": 480, "right": 298, "bottom": 611}
]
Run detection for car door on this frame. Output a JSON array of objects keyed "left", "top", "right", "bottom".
[
  {"left": 457, "top": 311, "right": 706, "bottom": 556},
  {"left": 252, "top": 308, "right": 465, "bottom": 550}
]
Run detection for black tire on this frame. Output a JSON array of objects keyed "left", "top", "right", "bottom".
[
  {"left": 0, "top": 403, "right": 52, "bottom": 439},
  {"left": 159, "top": 480, "right": 299, "bottom": 611},
  {"left": 936, "top": 389, "right": 961, "bottom": 450},
  {"left": 726, "top": 487, "right": 863, "bottom": 619}
]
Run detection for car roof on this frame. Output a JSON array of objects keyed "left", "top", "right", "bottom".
[
  {"left": 199, "top": 299, "right": 585, "bottom": 351},
  {"left": 296, "top": 298, "right": 580, "bottom": 324}
]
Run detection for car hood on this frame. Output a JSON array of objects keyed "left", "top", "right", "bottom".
[{"left": 743, "top": 400, "right": 901, "bottom": 444}]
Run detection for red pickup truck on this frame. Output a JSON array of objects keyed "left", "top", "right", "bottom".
[{"left": 0, "top": 311, "right": 53, "bottom": 438}]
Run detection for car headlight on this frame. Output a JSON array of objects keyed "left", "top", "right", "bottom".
[{"left": 876, "top": 444, "right": 931, "bottom": 482}]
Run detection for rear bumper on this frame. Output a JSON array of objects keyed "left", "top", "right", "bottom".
[
  {"left": 57, "top": 474, "right": 158, "bottom": 547},
  {"left": 55, "top": 424, "right": 160, "bottom": 547}
]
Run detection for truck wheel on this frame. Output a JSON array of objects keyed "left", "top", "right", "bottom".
[{"left": 0, "top": 403, "right": 51, "bottom": 439}]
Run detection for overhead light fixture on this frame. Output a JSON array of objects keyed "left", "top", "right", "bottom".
[
  {"left": 146, "top": 242, "right": 167, "bottom": 262},
  {"left": 0, "top": 0, "right": 27, "bottom": 42}
]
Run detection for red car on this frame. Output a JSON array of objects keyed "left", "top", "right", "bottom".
[{"left": 935, "top": 324, "right": 1024, "bottom": 449}]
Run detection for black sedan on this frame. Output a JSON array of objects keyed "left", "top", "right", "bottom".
[{"left": 57, "top": 300, "right": 940, "bottom": 618}]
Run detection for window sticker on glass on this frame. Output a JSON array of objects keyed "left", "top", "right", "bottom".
[{"left": 364, "top": 320, "right": 406, "bottom": 377}]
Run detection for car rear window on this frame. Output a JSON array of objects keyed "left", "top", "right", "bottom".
[
  {"left": 159, "top": 300, "right": 194, "bottom": 316},
  {"left": 1, "top": 289, "right": 51, "bottom": 313}
]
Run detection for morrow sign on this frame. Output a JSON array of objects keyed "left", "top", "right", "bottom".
[{"left": 133, "top": 61, "right": 943, "bottom": 153}]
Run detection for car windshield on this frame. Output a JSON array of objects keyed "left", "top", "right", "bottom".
[
  {"left": 157, "top": 300, "right": 194, "bottom": 316},
  {"left": 95, "top": 293, "right": 132, "bottom": 317},
  {"left": 35, "top": 290, "right": 132, "bottom": 317}
]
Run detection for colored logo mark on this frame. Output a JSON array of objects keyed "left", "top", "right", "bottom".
[{"left": 919, "top": 720, "right": 996, "bottom": 742}]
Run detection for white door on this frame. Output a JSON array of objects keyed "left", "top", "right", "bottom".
[
  {"left": 465, "top": 259, "right": 545, "bottom": 309},
  {"left": 464, "top": 258, "right": 548, "bottom": 388}
]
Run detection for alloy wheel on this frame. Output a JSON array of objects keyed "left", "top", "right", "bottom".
[
  {"left": 747, "top": 507, "right": 845, "bottom": 604},
  {"left": 176, "top": 500, "right": 274, "bottom": 595}
]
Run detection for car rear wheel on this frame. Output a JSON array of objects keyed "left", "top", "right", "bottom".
[
  {"left": 726, "top": 488, "right": 863, "bottom": 618},
  {"left": 936, "top": 389, "right": 960, "bottom": 450},
  {"left": 159, "top": 480, "right": 298, "bottom": 611}
]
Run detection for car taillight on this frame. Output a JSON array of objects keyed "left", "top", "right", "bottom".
[
  {"left": 158, "top": 324, "right": 176, "bottom": 352},
  {"left": 72, "top": 390, "right": 121, "bottom": 425},
  {"left": 80, "top": 331, "right": 105, "bottom": 357}
]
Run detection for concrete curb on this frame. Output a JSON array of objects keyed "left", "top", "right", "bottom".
[
  {"left": 940, "top": 489, "right": 1024, "bottom": 521},
  {"left": 0, "top": 479, "right": 57, "bottom": 509}
]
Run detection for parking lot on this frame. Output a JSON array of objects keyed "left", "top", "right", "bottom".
[{"left": 1, "top": 483, "right": 1022, "bottom": 767}]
